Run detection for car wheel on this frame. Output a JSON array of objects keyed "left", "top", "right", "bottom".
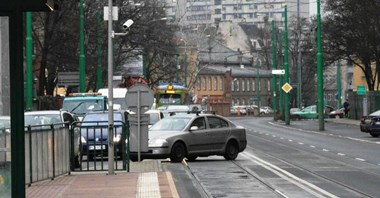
[
  {"left": 186, "top": 156, "right": 197, "bottom": 161},
  {"left": 170, "top": 142, "right": 186, "bottom": 163},
  {"left": 369, "top": 131, "right": 380, "bottom": 137},
  {"left": 224, "top": 140, "right": 239, "bottom": 160}
]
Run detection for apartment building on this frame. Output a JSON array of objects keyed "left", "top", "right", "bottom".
[{"left": 163, "top": 0, "right": 309, "bottom": 26}]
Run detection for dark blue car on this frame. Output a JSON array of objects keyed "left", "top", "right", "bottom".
[{"left": 80, "top": 111, "right": 126, "bottom": 160}]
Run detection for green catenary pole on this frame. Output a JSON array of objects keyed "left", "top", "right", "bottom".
[
  {"left": 271, "top": 20, "right": 277, "bottom": 121},
  {"left": 337, "top": 61, "right": 342, "bottom": 108},
  {"left": 284, "top": 5, "right": 290, "bottom": 125},
  {"left": 96, "top": 10, "right": 103, "bottom": 90},
  {"left": 79, "top": 0, "right": 86, "bottom": 92},
  {"left": 26, "top": 12, "right": 33, "bottom": 110},
  {"left": 317, "top": 0, "right": 324, "bottom": 130}
]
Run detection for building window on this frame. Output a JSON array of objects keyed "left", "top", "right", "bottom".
[
  {"left": 236, "top": 79, "right": 240, "bottom": 91},
  {"left": 209, "top": 76, "right": 212, "bottom": 90},
  {"left": 219, "top": 76, "right": 223, "bottom": 90},
  {"left": 215, "top": 9, "right": 221, "bottom": 14},
  {"left": 252, "top": 81, "right": 255, "bottom": 91},
  {"left": 214, "top": 77, "right": 218, "bottom": 90},
  {"left": 203, "top": 77, "right": 207, "bottom": 91},
  {"left": 242, "top": 79, "right": 245, "bottom": 92},
  {"left": 246, "top": 79, "right": 250, "bottom": 91},
  {"left": 231, "top": 81, "right": 234, "bottom": 92},
  {"left": 197, "top": 77, "right": 201, "bottom": 90},
  {"left": 267, "top": 80, "right": 271, "bottom": 91},
  {"left": 215, "top": 0, "right": 221, "bottom": 5}
]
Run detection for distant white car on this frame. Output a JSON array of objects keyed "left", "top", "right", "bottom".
[{"left": 261, "top": 106, "right": 273, "bottom": 114}]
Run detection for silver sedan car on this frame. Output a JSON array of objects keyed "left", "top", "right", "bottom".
[{"left": 135, "top": 113, "right": 247, "bottom": 162}]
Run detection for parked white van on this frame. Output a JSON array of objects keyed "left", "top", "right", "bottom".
[{"left": 98, "top": 88, "right": 128, "bottom": 110}]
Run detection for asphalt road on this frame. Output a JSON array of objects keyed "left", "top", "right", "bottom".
[{"left": 166, "top": 117, "right": 380, "bottom": 198}]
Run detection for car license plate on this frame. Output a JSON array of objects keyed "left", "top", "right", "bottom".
[
  {"left": 89, "top": 145, "right": 106, "bottom": 150},
  {"left": 152, "top": 149, "right": 161, "bottom": 154}
]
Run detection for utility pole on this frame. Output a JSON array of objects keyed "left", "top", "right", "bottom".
[
  {"left": 271, "top": 20, "right": 277, "bottom": 121},
  {"left": 176, "top": 45, "right": 179, "bottom": 83},
  {"left": 297, "top": 0, "right": 302, "bottom": 109},
  {"left": 284, "top": 5, "right": 290, "bottom": 125},
  {"left": 26, "top": 12, "right": 33, "bottom": 110},
  {"left": 317, "top": 0, "right": 325, "bottom": 130},
  {"left": 79, "top": 0, "right": 86, "bottom": 92},
  {"left": 107, "top": 0, "right": 115, "bottom": 175},
  {"left": 96, "top": 9, "right": 103, "bottom": 90}
]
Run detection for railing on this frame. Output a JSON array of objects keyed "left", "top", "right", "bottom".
[
  {"left": 0, "top": 123, "right": 71, "bottom": 186},
  {"left": 73, "top": 120, "right": 129, "bottom": 172}
]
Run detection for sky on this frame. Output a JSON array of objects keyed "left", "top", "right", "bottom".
[{"left": 309, "top": 0, "right": 317, "bottom": 16}]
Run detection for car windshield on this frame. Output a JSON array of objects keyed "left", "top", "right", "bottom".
[
  {"left": 0, "top": 118, "right": 10, "bottom": 129},
  {"left": 25, "top": 114, "right": 61, "bottom": 126},
  {"left": 150, "top": 117, "right": 191, "bottom": 131},
  {"left": 149, "top": 113, "right": 160, "bottom": 125},
  {"left": 82, "top": 113, "right": 123, "bottom": 126},
  {"left": 62, "top": 99, "right": 105, "bottom": 115}
]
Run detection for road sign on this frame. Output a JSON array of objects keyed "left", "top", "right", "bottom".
[
  {"left": 272, "top": 69, "right": 285, "bottom": 75},
  {"left": 282, "top": 83, "right": 293, "bottom": 93},
  {"left": 357, "top": 85, "right": 366, "bottom": 95}
]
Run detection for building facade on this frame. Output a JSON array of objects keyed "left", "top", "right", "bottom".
[{"left": 163, "top": 0, "right": 309, "bottom": 26}]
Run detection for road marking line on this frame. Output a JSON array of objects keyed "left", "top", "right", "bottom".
[
  {"left": 166, "top": 172, "right": 180, "bottom": 198},
  {"left": 337, "top": 153, "right": 345, "bottom": 156},
  {"left": 288, "top": 140, "right": 293, "bottom": 142},
  {"left": 376, "top": 142, "right": 380, "bottom": 144},
  {"left": 355, "top": 158, "right": 366, "bottom": 162},
  {"left": 298, "top": 142, "right": 304, "bottom": 145},
  {"left": 242, "top": 152, "right": 339, "bottom": 198},
  {"left": 280, "top": 137, "right": 284, "bottom": 140},
  {"left": 272, "top": 135, "right": 277, "bottom": 137},
  {"left": 322, "top": 149, "right": 329, "bottom": 152},
  {"left": 310, "top": 145, "right": 315, "bottom": 148}
]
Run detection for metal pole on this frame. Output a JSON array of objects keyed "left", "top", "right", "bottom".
[
  {"left": 26, "top": 12, "right": 33, "bottom": 110},
  {"left": 337, "top": 61, "right": 342, "bottom": 108},
  {"left": 176, "top": 45, "right": 179, "bottom": 83},
  {"left": 184, "top": 49, "right": 188, "bottom": 87},
  {"left": 107, "top": 0, "right": 115, "bottom": 175},
  {"left": 284, "top": 5, "right": 290, "bottom": 125},
  {"left": 79, "top": 0, "right": 86, "bottom": 92},
  {"left": 271, "top": 20, "right": 277, "bottom": 121},
  {"left": 297, "top": 0, "right": 302, "bottom": 109},
  {"left": 10, "top": 10, "right": 26, "bottom": 198},
  {"left": 256, "top": 57, "right": 261, "bottom": 117},
  {"left": 137, "top": 90, "right": 141, "bottom": 161},
  {"left": 317, "top": 0, "right": 324, "bottom": 130},
  {"left": 96, "top": 10, "right": 103, "bottom": 90}
]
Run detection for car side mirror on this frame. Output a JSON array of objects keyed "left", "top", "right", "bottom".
[{"left": 190, "top": 126, "right": 199, "bottom": 131}]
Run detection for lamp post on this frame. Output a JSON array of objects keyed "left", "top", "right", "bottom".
[
  {"left": 317, "top": 0, "right": 324, "bottom": 130},
  {"left": 297, "top": 0, "right": 302, "bottom": 109}
]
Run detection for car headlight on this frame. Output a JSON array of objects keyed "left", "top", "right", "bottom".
[
  {"left": 149, "top": 139, "right": 168, "bottom": 147},
  {"left": 81, "top": 136, "right": 86, "bottom": 144},
  {"left": 114, "top": 134, "right": 121, "bottom": 143}
]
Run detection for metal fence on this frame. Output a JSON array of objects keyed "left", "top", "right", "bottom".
[
  {"left": 73, "top": 120, "right": 129, "bottom": 172},
  {"left": 347, "top": 91, "right": 380, "bottom": 120},
  {"left": 0, "top": 123, "right": 71, "bottom": 186}
]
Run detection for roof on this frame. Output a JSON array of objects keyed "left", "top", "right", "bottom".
[{"left": 24, "top": 110, "right": 67, "bottom": 115}]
